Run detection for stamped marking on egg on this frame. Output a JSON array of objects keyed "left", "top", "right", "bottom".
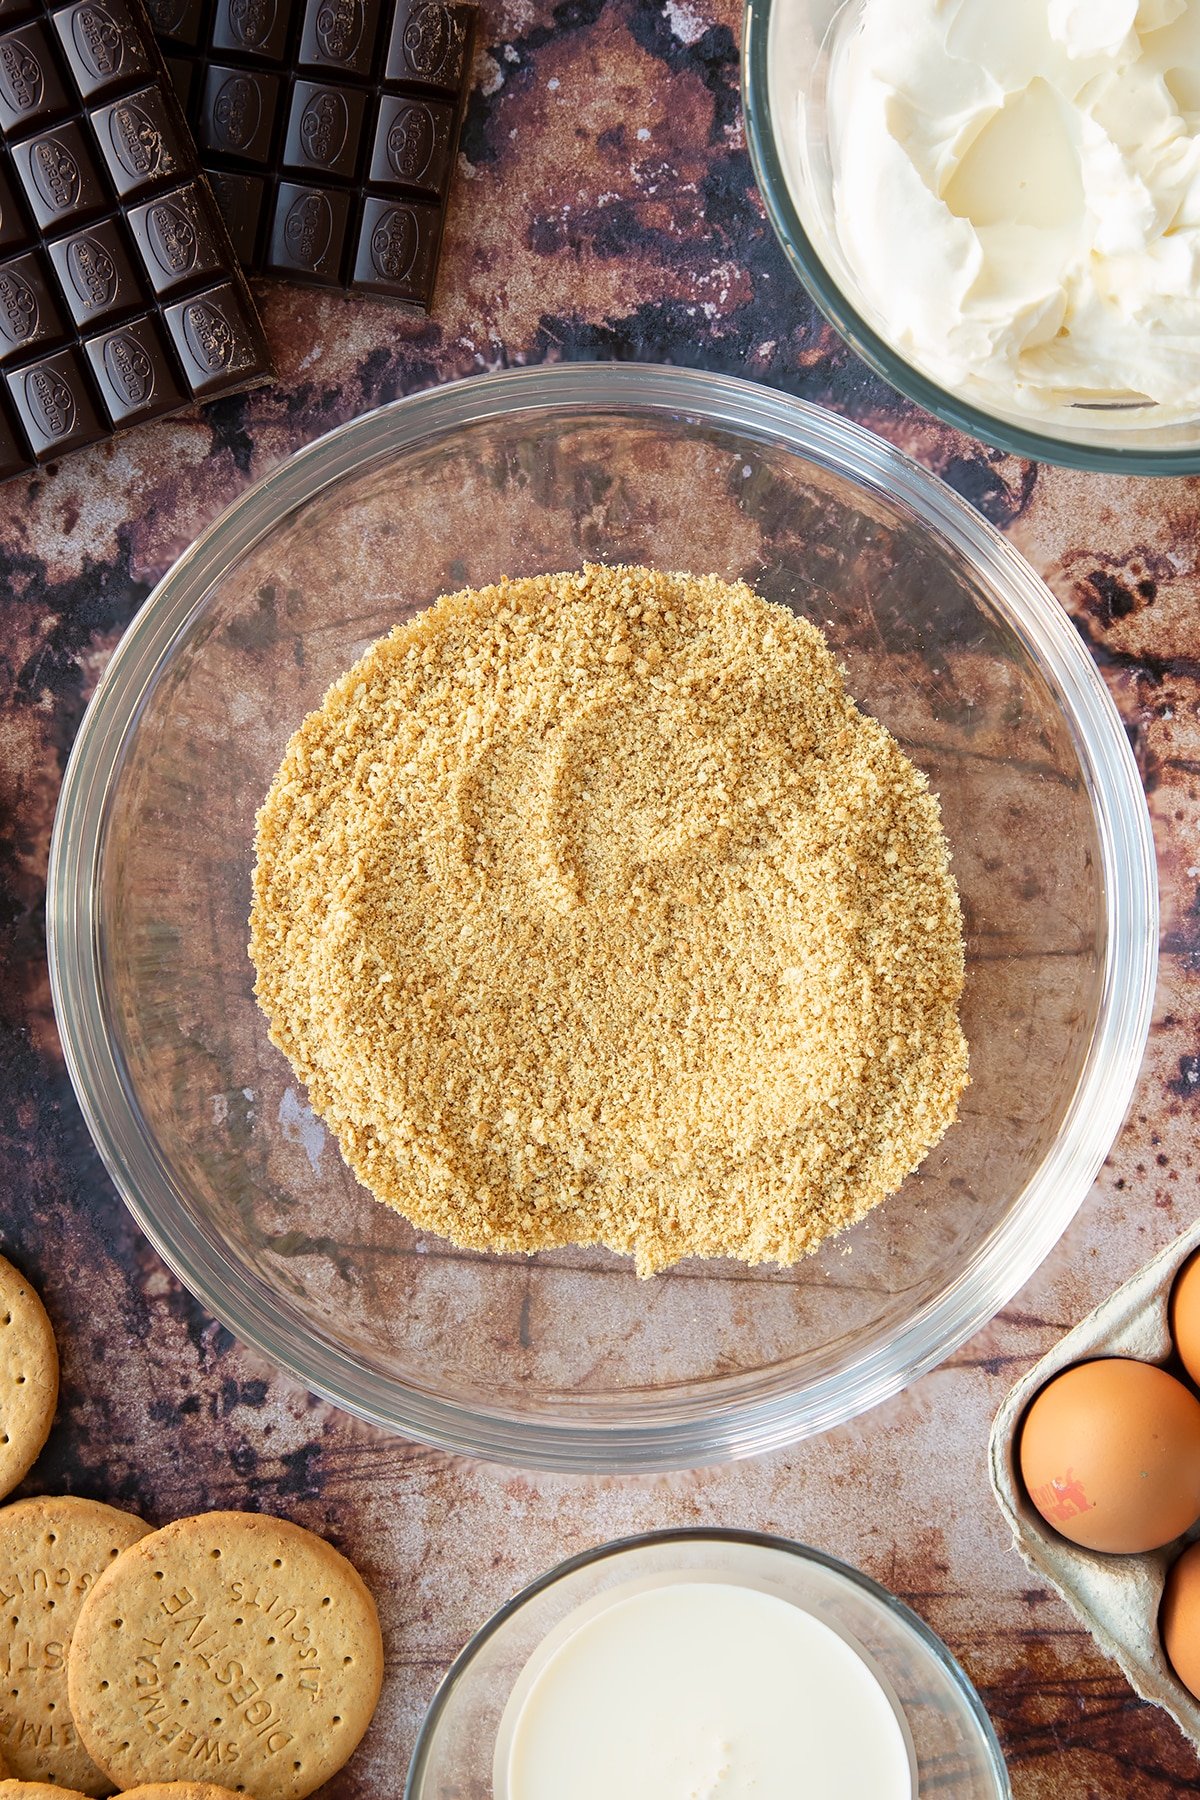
[{"left": 1031, "top": 1469, "right": 1093, "bottom": 1524}]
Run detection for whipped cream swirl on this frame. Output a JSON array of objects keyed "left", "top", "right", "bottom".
[{"left": 828, "top": 0, "right": 1200, "bottom": 421}]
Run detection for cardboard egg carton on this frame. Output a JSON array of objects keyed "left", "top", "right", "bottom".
[{"left": 989, "top": 1219, "right": 1200, "bottom": 1748}]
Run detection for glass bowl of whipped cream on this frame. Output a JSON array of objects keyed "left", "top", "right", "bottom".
[
  {"left": 407, "top": 1529, "right": 1010, "bottom": 1799},
  {"left": 744, "top": 0, "right": 1200, "bottom": 470}
]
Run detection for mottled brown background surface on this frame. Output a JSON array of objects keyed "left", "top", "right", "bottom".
[{"left": 1, "top": 0, "right": 1198, "bottom": 1793}]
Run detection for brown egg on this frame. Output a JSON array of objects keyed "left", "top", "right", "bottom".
[
  {"left": 1170, "top": 1249, "right": 1200, "bottom": 1389},
  {"left": 1019, "top": 1357, "right": 1200, "bottom": 1554},
  {"left": 1162, "top": 1540, "right": 1200, "bottom": 1700}
]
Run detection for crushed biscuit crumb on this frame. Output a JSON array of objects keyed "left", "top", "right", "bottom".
[{"left": 249, "top": 565, "right": 968, "bottom": 1277}]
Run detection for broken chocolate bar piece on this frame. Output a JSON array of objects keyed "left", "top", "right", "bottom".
[
  {"left": 151, "top": 0, "right": 475, "bottom": 309},
  {"left": 0, "top": 0, "right": 272, "bottom": 481}
]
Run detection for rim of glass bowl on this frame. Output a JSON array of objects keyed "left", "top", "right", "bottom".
[
  {"left": 404, "top": 1527, "right": 1012, "bottom": 1798},
  {"left": 741, "top": 0, "right": 1200, "bottom": 475},
  {"left": 47, "top": 362, "right": 1158, "bottom": 1473}
]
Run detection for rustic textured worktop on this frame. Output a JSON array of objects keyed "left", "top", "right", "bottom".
[{"left": 1, "top": 0, "right": 1198, "bottom": 1793}]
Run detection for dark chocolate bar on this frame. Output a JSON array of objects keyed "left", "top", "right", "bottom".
[
  {"left": 0, "top": 0, "right": 271, "bottom": 479},
  {"left": 148, "top": 0, "right": 474, "bottom": 309}
]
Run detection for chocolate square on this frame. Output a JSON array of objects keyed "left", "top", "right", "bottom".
[
  {"left": 84, "top": 309, "right": 182, "bottom": 421},
  {"left": 210, "top": 0, "right": 288, "bottom": 62},
  {"left": 91, "top": 84, "right": 189, "bottom": 197},
  {"left": 205, "top": 165, "right": 265, "bottom": 262},
  {"left": 197, "top": 62, "right": 280, "bottom": 164},
  {"left": 163, "top": 276, "right": 265, "bottom": 393},
  {"left": 351, "top": 192, "right": 438, "bottom": 304},
  {"left": 128, "top": 179, "right": 229, "bottom": 296},
  {"left": 368, "top": 92, "right": 453, "bottom": 197},
  {"left": 48, "top": 217, "right": 142, "bottom": 324},
  {"left": 0, "top": 22, "right": 69, "bottom": 131},
  {"left": 54, "top": 0, "right": 155, "bottom": 100},
  {"left": 383, "top": 0, "right": 469, "bottom": 95},
  {"left": 283, "top": 81, "right": 366, "bottom": 181},
  {"left": 0, "top": 248, "right": 64, "bottom": 359},
  {"left": 264, "top": 179, "right": 349, "bottom": 282},
  {"left": 7, "top": 341, "right": 105, "bottom": 457},
  {"left": 12, "top": 121, "right": 106, "bottom": 228},
  {"left": 297, "top": 0, "right": 383, "bottom": 78}
]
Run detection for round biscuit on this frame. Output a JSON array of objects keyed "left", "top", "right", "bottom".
[
  {"left": 0, "top": 1496, "right": 152, "bottom": 1793},
  {"left": 68, "top": 1511, "right": 383, "bottom": 1800},
  {"left": 0, "top": 1260, "right": 58, "bottom": 1501}
]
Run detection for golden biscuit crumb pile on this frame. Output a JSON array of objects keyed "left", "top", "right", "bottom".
[{"left": 249, "top": 565, "right": 968, "bottom": 1276}]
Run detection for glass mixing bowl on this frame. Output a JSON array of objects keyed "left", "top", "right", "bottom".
[
  {"left": 47, "top": 363, "right": 1157, "bottom": 1471},
  {"left": 743, "top": 0, "right": 1200, "bottom": 473},
  {"left": 406, "top": 1529, "right": 1010, "bottom": 1799}
]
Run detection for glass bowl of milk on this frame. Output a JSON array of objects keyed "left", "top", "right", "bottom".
[
  {"left": 744, "top": 0, "right": 1200, "bottom": 471},
  {"left": 406, "top": 1528, "right": 1010, "bottom": 1799}
]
